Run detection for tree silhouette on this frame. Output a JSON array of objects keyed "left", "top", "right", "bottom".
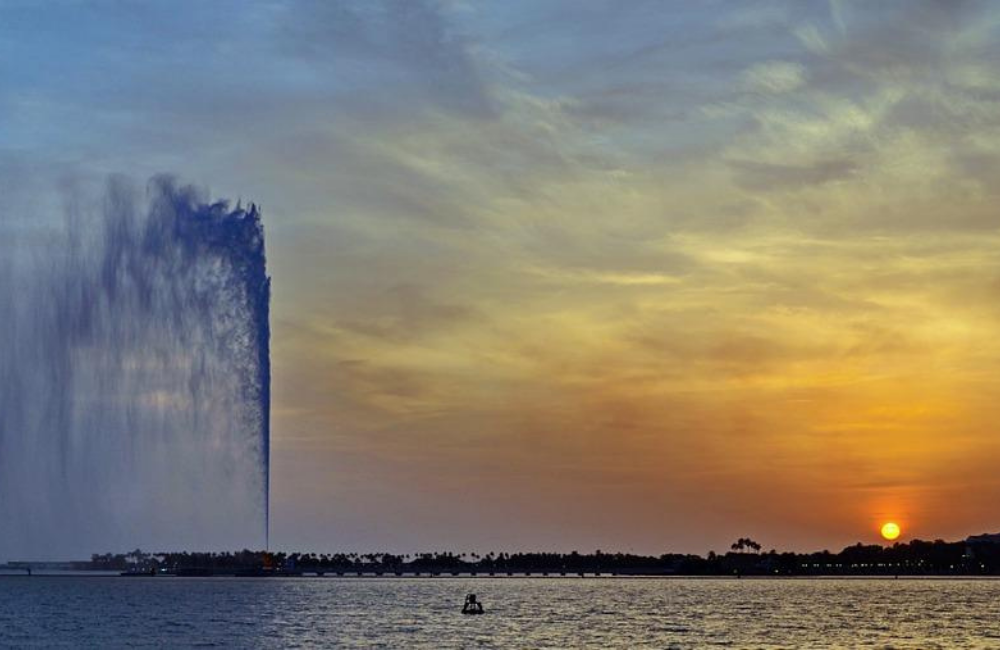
[{"left": 731, "top": 538, "right": 762, "bottom": 554}]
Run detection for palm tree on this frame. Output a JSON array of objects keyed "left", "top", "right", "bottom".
[{"left": 732, "top": 538, "right": 762, "bottom": 554}]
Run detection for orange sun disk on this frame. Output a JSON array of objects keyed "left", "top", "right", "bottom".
[{"left": 880, "top": 522, "right": 901, "bottom": 541}]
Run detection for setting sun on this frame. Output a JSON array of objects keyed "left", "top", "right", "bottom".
[{"left": 881, "top": 522, "right": 901, "bottom": 541}]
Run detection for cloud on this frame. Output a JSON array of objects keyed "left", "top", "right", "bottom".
[
  {"left": 9, "top": 0, "right": 1000, "bottom": 552},
  {"left": 742, "top": 60, "right": 806, "bottom": 94},
  {"left": 331, "top": 283, "right": 481, "bottom": 343},
  {"left": 275, "top": 0, "right": 494, "bottom": 117},
  {"left": 729, "top": 158, "right": 859, "bottom": 190}
]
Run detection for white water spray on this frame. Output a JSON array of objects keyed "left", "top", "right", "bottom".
[{"left": 0, "top": 176, "right": 270, "bottom": 559}]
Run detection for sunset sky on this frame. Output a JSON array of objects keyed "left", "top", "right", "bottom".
[{"left": 4, "top": 0, "right": 1000, "bottom": 554}]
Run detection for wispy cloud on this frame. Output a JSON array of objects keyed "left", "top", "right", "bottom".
[{"left": 4, "top": 0, "right": 1000, "bottom": 552}]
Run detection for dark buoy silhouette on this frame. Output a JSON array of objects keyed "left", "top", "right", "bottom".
[{"left": 462, "top": 594, "right": 484, "bottom": 615}]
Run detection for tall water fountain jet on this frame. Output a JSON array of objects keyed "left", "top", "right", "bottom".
[{"left": 0, "top": 176, "right": 270, "bottom": 559}]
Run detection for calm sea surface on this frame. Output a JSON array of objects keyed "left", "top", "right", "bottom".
[{"left": 2, "top": 576, "right": 1000, "bottom": 648}]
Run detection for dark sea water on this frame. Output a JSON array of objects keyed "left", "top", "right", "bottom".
[{"left": 2, "top": 576, "right": 1000, "bottom": 648}]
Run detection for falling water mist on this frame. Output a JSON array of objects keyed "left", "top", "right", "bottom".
[{"left": 0, "top": 176, "right": 270, "bottom": 559}]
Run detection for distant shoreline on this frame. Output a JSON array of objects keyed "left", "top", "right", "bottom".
[
  {"left": 9, "top": 571, "right": 1000, "bottom": 582},
  {"left": 7, "top": 572, "right": 1000, "bottom": 581},
  {"left": 9, "top": 536, "right": 1000, "bottom": 579}
]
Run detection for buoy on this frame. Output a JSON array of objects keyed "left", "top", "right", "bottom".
[{"left": 462, "top": 593, "right": 484, "bottom": 615}]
